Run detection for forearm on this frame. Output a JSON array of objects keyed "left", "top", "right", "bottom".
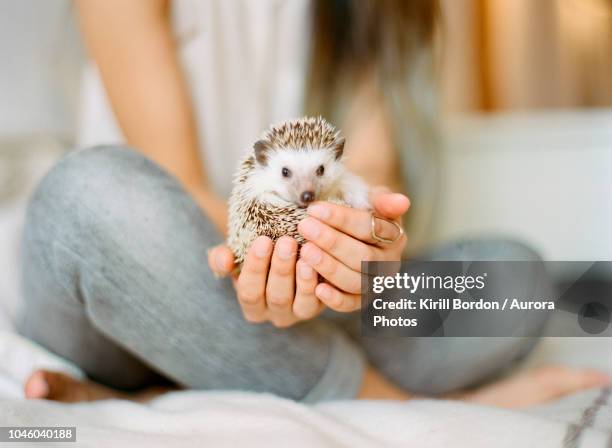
[
  {"left": 190, "top": 187, "right": 228, "bottom": 234},
  {"left": 342, "top": 79, "right": 403, "bottom": 192},
  {"left": 76, "top": 0, "right": 203, "bottom": 185},
  {"left": 76, "top": 0, "right": 227, "bottom": 232}
]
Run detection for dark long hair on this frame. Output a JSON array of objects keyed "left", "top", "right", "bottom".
[
  {"left": 308, "top": 0, "right": 437, "bottom": 111},
  {"left": 307, "top": 0, "right": 440, "bottom": 248}
]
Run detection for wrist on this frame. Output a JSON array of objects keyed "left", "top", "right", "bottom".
[{"left": 187, "top": 184, "right": 228, "bottom": 234}]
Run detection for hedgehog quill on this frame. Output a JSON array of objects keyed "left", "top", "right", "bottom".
[{"left": 227, "top": 117, "right": 371, "bottom": 265}]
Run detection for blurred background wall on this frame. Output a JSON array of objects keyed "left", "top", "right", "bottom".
[
  {"left": 0, "top": 0, "right": 81, "bottom": 139},
  {"left": 441, "top": 0, "right": 612, "bottom": 112},
  {"left": 435, "top": 0, "right": 612, "bottom": 262}
]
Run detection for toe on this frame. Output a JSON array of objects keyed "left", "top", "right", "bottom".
[{"left": 24, "top": 370, "right": 50, "bottom": 399}]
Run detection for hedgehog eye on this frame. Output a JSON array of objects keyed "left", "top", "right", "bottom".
[
  {"left": 281, "top": 167, "right": 291, "bottom": 178},
  {"left": 316, "top": 165, "right": 325, "bottom": 176}
]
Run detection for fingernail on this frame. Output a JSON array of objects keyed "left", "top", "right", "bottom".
[
  {"left": 276, "top": 239, "right": 295, "bottom": 260},
  {"left": 299, "top": 218, "right": 321, "bottom": 240},
  {"left": 298, "top": 262, "right": 314, "bottom": 280},
  {"left": 253, "top": 237, "right": 272, "bottom": 258},
  {"left": 302, "top": 244, "right": 322, "bottom": 265},
  {"left": 308, "top": 203, "right": 331, "bottom": 220},
  {"left": 391, "top": 193, "right": 410, "bottom": 206}
]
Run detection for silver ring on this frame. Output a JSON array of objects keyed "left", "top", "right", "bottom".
[{"left": 371, "top": 213, "right": 404, "bottom": 244}]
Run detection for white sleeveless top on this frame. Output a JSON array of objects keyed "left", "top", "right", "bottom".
[{"left": 77, "top": 0, "right": 311, "bottom": 198}]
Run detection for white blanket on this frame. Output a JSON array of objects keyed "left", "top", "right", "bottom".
[
  {"left": 1, "top": 329, "right": 611, "bottom": 447},
  {"left": 0, "top": 389, "right": 609, "bottom": 448}
]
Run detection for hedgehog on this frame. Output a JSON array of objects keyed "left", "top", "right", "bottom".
[{"left": 227, "top": 116, "right": 371, "bottom": 265}]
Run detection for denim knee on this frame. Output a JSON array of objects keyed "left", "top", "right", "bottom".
[
  {"left": 26, "top": 144, "right": 217, "bottom": 250},
  {"left": 29, "top": 145, "right": 172, "bottom": 218}
]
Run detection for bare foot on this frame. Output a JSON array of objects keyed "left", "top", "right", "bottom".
[
  {"left": 357, "top": 366, "right": 411, "bottom": 400},
  {"left": 24, "top": 370, "right": 174, "bottom": 403},
  {"left": 455, "top": 365, "right": 611, "bottom": 409}
]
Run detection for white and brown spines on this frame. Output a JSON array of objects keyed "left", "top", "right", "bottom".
[
  {"left": 254, "top": 116, "right": 345, "bottom": 165},
  {"left": 265, "top": 116, "right": 342, "bottom": 150},
  {"left": 227, "top": 197, "right": 306, "bottom": 264},
  {"left": 232, "top": 154, "right": 256, "bottom": 185},
  {"left": 226, "top": 151, "right": 306, "bottom": 263},
  {"left": 226, "top": 116, "right": 362, "bottom": 264}
]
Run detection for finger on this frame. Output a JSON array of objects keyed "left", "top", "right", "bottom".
[
  {"left": 307, "top": 202, "right": 404, "bottom": 245},
  {"left": 265, "top": 236, "right": 298, "bottom": 327},
  {"left": 315, "top": 282, "right": 361, "bottom": 313},
  {"left": 372, "top": 192, "right": 410, "bottom": 219},
  {"left": 236, "top": 236, "right": 273, "bottom": 322},
  {"left": 208, "top": 245, "right": 235, "bottom": 277},
  {"left": 298, "top": 217, "right": 379, "bottom": 272},
  {"left": 293, "top": 260, "right": 324, "bottom": 320},
  {"left": 300, "top": 242, "right": 361, "bottom": 294}
]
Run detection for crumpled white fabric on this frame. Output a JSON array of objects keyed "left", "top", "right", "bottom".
[
  {"left": 1, "top": 387, "right": 611, "bottom": 448},
  {"left": 1, "top": 329, "right": 612, "bottom": 447}
]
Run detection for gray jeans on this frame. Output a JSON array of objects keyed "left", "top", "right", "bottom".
[{"left": 18, "top": 145, "right": 545, "bottom": 402}]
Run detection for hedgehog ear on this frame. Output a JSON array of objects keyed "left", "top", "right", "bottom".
[
  {"left": 254, "top": 140, "right": 270, "bottom": 166},
  {"left": 333, "top": 138, "right": 345, "bottom": 160}
]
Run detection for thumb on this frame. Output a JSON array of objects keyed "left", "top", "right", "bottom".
[
  {"left": 372, "top": 191, "right": 411, "bottom": 220},
  {"left": 208, "top": 245, "right": 235, "bottom": 277}
]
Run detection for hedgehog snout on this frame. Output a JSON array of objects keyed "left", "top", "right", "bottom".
[{"left": 299, "top": 191, "right": 315, "bottom": 207}]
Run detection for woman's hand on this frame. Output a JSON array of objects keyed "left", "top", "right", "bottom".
[
  {"left": 209, "top": 188, "right": 408, "bottom": 325},
  {"left": 296, "top": 189, "right": 409, "bottom": 312},
  {"left": 208, "top": 237, "right": 325, "bottom": 328}
]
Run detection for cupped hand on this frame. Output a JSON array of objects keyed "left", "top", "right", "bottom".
[
  {"left": 296, "top": 188, "right": 409, "bottom": 312},
  {"left": 208, "top": 237, "right": 325, "bottom": 328},
  {"left": 208, "top": 188, "right": 409, "bottom": 325}
]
